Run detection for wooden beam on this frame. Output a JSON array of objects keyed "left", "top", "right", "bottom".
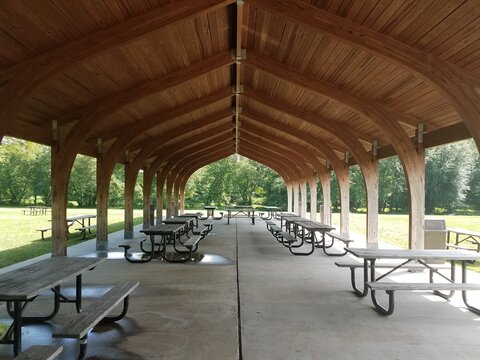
[
  {"left": 96, "top": 87, "right": 233, "bottom": 142},
  {"left": 0, "top": 0, "right": 236, "bottom": 135},
  {"left": 247, "top": 52, "right": 420, "bottom": 130},
  {"left": 249, "top": 0, "right": 480, "bottom": 151},
  {"left": 245, "top": 87, "right": 375, "bottom": 145}
]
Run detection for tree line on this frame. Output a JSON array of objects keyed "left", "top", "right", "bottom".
[{"left": 0, "top": 137, "right": 478, "bottom": 214}]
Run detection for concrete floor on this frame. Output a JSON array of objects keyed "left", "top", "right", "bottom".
[{"left": 1, "top": 217, "right": 480, "bottom": 359}]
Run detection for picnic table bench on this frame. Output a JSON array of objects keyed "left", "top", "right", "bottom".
[
  {"left": 15, "top": 345, "right": 63, "bottom": 360},
  {"left": 343, "top": 248, "right": 480, "bottom": 316},
  {"left": 53, "top": 281, "right": 139, "bottom": 360},
  {"left": 0, "top": 257, "right": 105, "bottom": 356}
]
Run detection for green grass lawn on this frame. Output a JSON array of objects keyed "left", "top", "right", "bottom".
[{"left": 0, "top": 207, "right": 143, "bottom": 269}]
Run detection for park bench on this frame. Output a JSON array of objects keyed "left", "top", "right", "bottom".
[
  {"left": 36, "top": 227, "right": 52, "bottom": 240},
  {"left": 53, "top": 281, "right": 139, "bottom": 360},
  {"left": 16, "top": 345, "right": 63, "bottom": 360},
  {"left": 323, "top": 232, "right": 354, "bottom": 256}
]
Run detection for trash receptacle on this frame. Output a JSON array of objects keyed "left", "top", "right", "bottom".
[{"left": 424, "top": 219, "right": 447, "bottom": 263}]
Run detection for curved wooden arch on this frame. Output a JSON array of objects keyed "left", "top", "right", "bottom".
[
  {"left": 95, "top": 117, "right": 232, "bottom": 240},
  {"left": 247, "top": 54, "right": 423, "bottom": 246},
  {"left": 0, "top": 1, "right": 235, "bottom": 134},
  {"left": 241, "top": 124, "right": 343, "bottom": 230},
  {"left": 249, "top": 0, "right": 480, "bottom": 150},
  {"left": 240, "top": 138, "right": 307, "bottom": 181},
  {"left": 243, "top": 93, "right": 379, "bottom": 241},
  {"left": 163, "top": 143, "right": 236, "bottom": 214},
  {"left": 240, "top": 110, "right": 351, "bottom": 232},
  {"left": 143, "top": 136, "right": 233, "bottom": 222},
  {"left": 241, "top": 131, "right": 315, "bottom": 177}
]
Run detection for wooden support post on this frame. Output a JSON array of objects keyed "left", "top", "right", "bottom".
[
  {"left": 124, "top": 163, "right": 135, "bottom": 239},
  {"left": 95, "top": 155, "right": 109, "bottom": 250},
  {"left": 293, "top": 183, "right": 300, "bottom": 215},
  {"left": 338, "top": 167, "right": 350, "bottom": 235},
  {"left": 410, "top": 124, "right": 426, "bottom": 249},
  {"left": 309, "top": 176, "right": 317, "bottom": 221},
  {"left": 287, "top": 183, "right": 293, "bottom": 213},
  {"left": 319, "top": 170, "right": 331, "bottom": 225},
  {"left": 142, "top": 170, "right": 153, "bottom": 229},
  {"left": 366, "top": 142, "right": 379, "bottom": 245},
  {"left": 166, "top": 176, "right": 174, "bottom": 219},
  {"left": 156, "top": 171, "right": 165, "bottom": 224},
  {"left": 300, "top": 181, "right": 307, "bottom": 218},
  {"left": 179, "top": 185, "right": 185, "bottom": 215},
  {"left": 51, "top": 143, "right": 69, "bottom": 256}
]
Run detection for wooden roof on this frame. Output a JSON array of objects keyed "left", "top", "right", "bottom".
[{"left": 1, "top": 0, "right": 479, "bottom": 181}]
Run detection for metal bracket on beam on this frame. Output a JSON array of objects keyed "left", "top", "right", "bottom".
[
  {"left": 232, "top": 85, "right": 244, "bottom": 94},
  {"left": 416, "top": 123, "right": 424, "bottom": 153},
  {"left": 417, "top": 123, "right": 424, "bottom": 144},
  {"left": 372, "top": 140, "right": 378, "bottom": 159},
  {"left": 97, "top": 138, "right": 102, "bottom": 156},
  {"left": 125, "top": 149, "right": 130, "bottom": 165},
  {"left": 344, "top": 151, "right": 350, "bottom": 165},
  {"left": 52, "top": 120, "right": 58, "bottom": 142},
  {"left": 231, "top": 49, "right": 247, "bottom": 62}
]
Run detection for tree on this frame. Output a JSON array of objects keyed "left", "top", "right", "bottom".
[
  {"left": 465, "top": 156, "right": 480, "bottom": 210},
  {"left": 425, "top": 143, "right": 464, "bottom": 214},
  {"left": 0, "top": 138, "right": 40, "bottom": 205},
  {"left": 378, "top": 157, "right": 407, "bottom": 213},
  {"left": 349, "top": 165, "right": 366, "bottom": 212},
  {"left": 68, "top": 155, "right": 96, "bottom": 207}
]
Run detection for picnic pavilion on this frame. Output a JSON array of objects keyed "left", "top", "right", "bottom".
[
  {"left": 2, "top": 1, "right": 480, "bottom": 359},
  {"left": 1, "top": 0, "right": 480, "bottom": 255}
]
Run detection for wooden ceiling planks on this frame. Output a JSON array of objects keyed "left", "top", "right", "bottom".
[{"left": 0, "top": 0, "right": 479, "bottom": 177}]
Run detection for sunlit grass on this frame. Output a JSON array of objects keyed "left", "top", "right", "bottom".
[{"left": 0, "top": 207, "right": 143, "bottom": 269}]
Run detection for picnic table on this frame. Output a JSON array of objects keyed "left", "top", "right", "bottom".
[
  {"left": 344, "top": 248, "right": 480, "bottom": 315},
  {"left": 225, "top": 207, "right": 256, "bottom": 225},
  {"left": 203, "top": 206, "right": 216, "bottom": 218},
  {"left": 0, "top": 257, "right": 105, "bottom": 356},
  {"left": 258, "top": 206, "right": 280, "bottom": 220},
  {"left": 23, "top": 206, "right": 49, "bottom": 216},
  {"left": 278, "top": 213, "right": 301, "bottom": 231},
  {"left": 163, "top": 217, "right": 196, "bottom": 238},
  {"left": 285, "top": 219, "right": 335, "bottom": 256},
  {"left": 177, "top": 212, "right": 202, "bottom": 228},
  {"left": 66, "top": 214, "right": 96, "bottom": 239},
  {"left": 447, "top": 228, "right": 480, "bottom": 252},
  {"left": 139, "top": 223, "right": 187, "bottom": 263}
]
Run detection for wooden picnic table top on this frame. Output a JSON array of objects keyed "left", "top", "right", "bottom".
[
  {"left": 163, "top": 217, "right": 193, "bottom": 224},
  {"left": 346, "top": 248, "right": 480, "bottom": 261},
  {"left": 0, "top": 257, "right": 104, "bottom": 301},
  {"left": 66, "top": 214, "right": 96, "bottom": 221},
  {"left": 178, "top": 213, "right": 201, "bottom": 218},
  {"left": 140, "top": 223, "right": 185, "bottom": 235},
  {"left": 293, "top": 220, "right": 335, "bottom": 232},
  {"left": 447, "top": 228, "right": 480, "bottom": 237}
]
